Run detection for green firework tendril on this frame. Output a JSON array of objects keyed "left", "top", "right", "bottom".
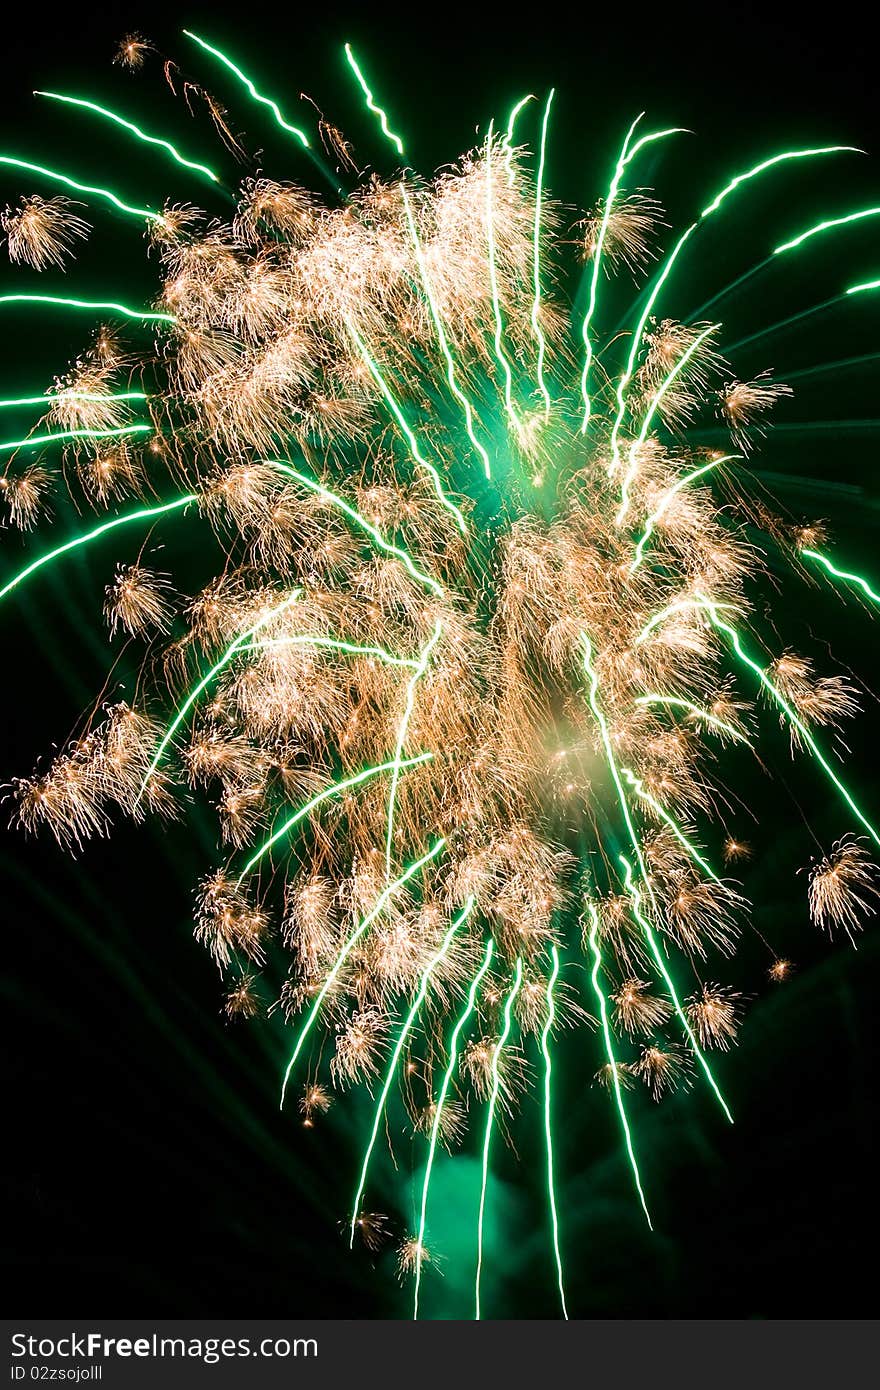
[
  {"left": 801, "top": 547, "right": 880, "bottom": 607},
  {"left": 0, "top": 153, "right": 162, "bottom": 222},
  {"left": 349, "top": 895, "right": 477, "bottom": 1247},
  {"left": 34, "top": 91, "right": 221, "bottom": 184},
  {"left": 344, "top": 44, "right": 404, "bottom": 157},
  {"left": 540, "top": 943, "right": 568, "bottom": 1319},
  {"left": 183, "top": 30, "right": 310, "bottom": 148},
  {"left": 414, "top": 937, "right": 494, "bottom": 1318},
  {"left": 0, "top": 294, "right": 173, "bottom": 322},
  {"left": 385, "top": 621, "right": 443, "bottom": 882},
  {"left": 475, "top": 957, "right": 523, "bottom": 1320},
  {"left": 530, "top": 91, "right": 554, "bottom": 421}
]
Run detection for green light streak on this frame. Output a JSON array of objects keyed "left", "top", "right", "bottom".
[
  {"left": 414, "top": 936, "right": 494, "bottom": 1319},
  {"left": 802, "top": 547, "right": 880, "bottom": 607},
  {"left": 633, "top": 693, "right": 748, "bottom": 745},
  {"left": 349, "top": 895, "right": 477, "bottom": 1248},
  {"left": 0, "top": 153, "right": 161, "bottom": 222},
  {"left": 579, "top": 119, "right": 687, "bottom": 432},
  {"left": 847, "top": 277, "right": 880, "bottom": 296},
  {"left": 0, "top": 493, "right": 196, "bottom": 604},
  {"left": 183, "top": 30, "right": 309, "bottom": 148},
  {"left": 341, "top": 316, "right": 469, "bottom": 531},
  {"left": 279, "top": 837, "right": 447, "bottom": 1110},
  {"left": 616, "top": 323, "right": 719, "bottom": 519},
  {"left": 475, "top": 957, "right": 523, "bottom": 1321},
  {"left": 136, "top": 590, "right": 302, "bottom": 803},
  {"left": 636, "top": 596, "right": 737, "bottom": 645},
  {"left": 241, "top": 634, "right": 419, "bottom": 669},
  {"left": 580, "top": 634, "right": 732, "bottom": 1121},
  {"left": 530, "top": 91, "right": 554, "bottom": 421},
  {"left": 619, "top": 854, "right": 732, "bottom": 1119},
  {"left": 540, "top": 943, "right": 568, "bottom": 1320},
  {"left": 609, "top": 144, "right": 858, "bottom": 471},
  {"left": 585, "top": 896, "right": 652, "bottom": 1227},
  {"left": 503, "top": 95, "right": 534, "bottom": 185},
  {"left": 0, "top": 294, "right": 173, "bottom": 323},
  {"left": 621, "top": 767, "right": 721, "bottom": 883},
  {"left": 398, "top": 185, "right": 493, "bottom": 482},
  {"left": 630, "top": 455, "right": 736, "bottom": 571},
  {"left": 774, "top": 205, "right": 880, "bottom": 255},
  {"left": 344, "top": 43, "right": 404, "bottom": 157},
  {"left": 0, "top": 392, "right": 147, "bottom": 410},
  {"left": 697, "top": 593, "right": 880, "bottom": 846},
  {"left": 237, "top": 750, "right": 432, "bottom": 886},
  {"left": 385, "top": 621, "right": 442, "bottom": 882},
  {"left": 0, "top": 423, "right": 152, "bottom": 454},
  {"left": 34, "top": 91, "right": 221, "bottom": 184},
  {"left": 485, "top": 120, "right": 518, "bottom": 432},
  {"left": 265, "top": 461, "right": 443, "bottom": 596}
]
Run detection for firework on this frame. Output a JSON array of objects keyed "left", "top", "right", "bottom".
[{"left": 2, "top": 30, "right": 878, "bottom": 1319}]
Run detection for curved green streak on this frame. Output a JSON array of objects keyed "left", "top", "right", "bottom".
[
  {"left": 530, "top": 91, "right": 554, "bottom": 421},
  {"left": 136, "top": 590, "right": 302, "bottom": 803},
  {"left": 847, "top": 277, "right": 880, "bottom": 296},
  {"left": 585, "top": 896, "right": 652, "bottom": 1227},
  {"left": 630, "top": 455, "right": 736, "bottom": 571},
  {"left": 183, "top": 30, "right": 309, "bottom": 147},
  {"left": 0, "top": 294, "right": 173, "bottom": 323},
  {"left": 636, "top": 597, "right": 737, "bottom": 645},
  {"left": 414, "top": 937, "right": 494, "bottom": 1319},
  {"left": 350, "top": 896, "right": 477, "bottom": 1247},
  {"left": 540, "top": 943, "right": 568, "bottom": 1320},
  {"left": 0, "top": 153, "right": 161, "bottom": 222},
  {"left": 632, "top": 693, "right": 747, "bottom": 744},
  {"left": 265, "top": 461, "right": 444, "bottom": 595},
  {"left": 279, "top": 838, "right": 447, "bottom": 1110},
  {"left": 775, "top": 205, "right": 880, "bottom": 255},
  {"left": 485, "top": 121, "right": 518, "bottom": 432},
  {"left": 35, "top": 91, "right": 221, "bottom": 184},
  {"left": 802, "top": 547, "right": 880, "bottom": 606},
  {"left": 342, "top": 315, "right": 469, "bottom": 531},
  {"left": 475, "top": 957, "right": 523, "bottom": 1320},
  {"left": 0, "top": 493, "right": 196, "bottom": 603},
  {"left": 237, "top": 750, "right": 433, "bottom": 886},
  {"left": 0, "top": 392, "right": 147, "bottom": 410},
  {"left": 343, "top": 43, "right": 404, "bottom": 157},
  {"left": 698, "top": 594, "right": 880, "bottom": 846},
  {"left": 1, "top": 424, "right": 151, "bottom": 454},
  {"left": 503, "top": 95, "right": 535, "bottom": 185},
  {"left": 242, "top": 634, "right": 419, "bottom": 669},
  {"left": 385, "top": 621, "right": 442, "bottom": 881},
  {"left": 621, "top": 767, "right": 722, "bottom": 883}
]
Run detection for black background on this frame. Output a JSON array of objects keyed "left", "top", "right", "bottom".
[{"left": 2, "top": 1, "right": 879, "bottom": 1319}]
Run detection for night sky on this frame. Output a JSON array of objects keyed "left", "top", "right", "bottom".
[{"left": 2, "top": 1, "right": 878, "bottom": 1318}]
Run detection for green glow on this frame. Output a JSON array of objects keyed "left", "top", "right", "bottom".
[
  {"left": 0, "top": 153, "right": 161, "bottom": 222},
  {"left": 385, "top": 621, "right": 442, "bottom": 881},
  {"left": 183, "top": 30, "right": 309, "bottom": 148},
  {"left": 774, "top": 205, "right": 880, "bottom": 255},
  {"left": 802, "top": 547, "right": 880, "bottom": 606},
  {"left": 279, "top": 838, "right": 447, "bottom": 1110},
  {"left": 636, "top": 596, "right": 737, "bottom": 645},
  {"left": 0, "top": 391, "right": 147, "bottom": 410},
  {"left": 414, "top": 937, "right": 494, "bottom": 1319},
  {"left": 616, "top": 323, "right": 719, "bottom": 519},
  {"left": 342, "top": 315, "right": 469, "bottom": 530},
  {"left": 0, "top": 493, "right": 196, "bottom": 604},
  {"left": 0, "top": 423, "right": 151, "bottom": 454},
  {"left": 503, "top": 95, "right": 535, "bottom": 185},
  {"left": 344, "top": 43, "right": 404, "bottom": 157},
  {"left": 580, "top": 634, "right": 732, "bottom": 1121},
  {"left": 237, "top": 750, "right": 433, "bottom": 886},
  {"left": 485, "top": 121, "right": 518, "bottom": 432},
  {"left": 633, "top": 693, "right": 748, "bottom": 745},
  {"left": 540, "top": 943, "right": 568, "bottom": 1320},
  {"left": 847, "top": 277, "right": 880, "bottom": 296},
  {"left": 619, "top": 854, "right": 732, "bottom": 1120},
  {"left": 35, "top": 91, "right": 221, "bottom": 184},
  {"left": 585, "top": 896, "right": 652, "bottom": 1227},
  {"left": 349, "top": 895, "right": 477, "bottom": 1248},
  {"left": 697, "top": 594, "right": 880, "bottom": 847},
  {"left": 265, "top": 461, "right": 444, "bottom": 596},
  {"left": 399, "top": 185, "right": 493, "bottom": 483},
  {"left": 530, "top": 90, "right": 554, "bottom": 421},
  {"left": 475, "top": 957, "right": 523, "bottom": 1320},
  {"left": 136, "top": 590, "right": 302, "bottom": 803},
  {"left": 609, "top": 144, "right": 858, "bottom": 471},
  {"left": 630, "top": 455, "right": 737, "bottom": 571},
  {"left": 242, "top": 634, "right": 420, "bottom": 669},
  {"left": 0, "top": 294, "right": 173, "bottom": 323},
  {"left": 621, "top": 767, "right": 721, "bottom": 883}
]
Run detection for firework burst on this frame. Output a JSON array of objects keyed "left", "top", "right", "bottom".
[{"left": 2, "top": 29, "right": 878, "bottom": 1319}]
